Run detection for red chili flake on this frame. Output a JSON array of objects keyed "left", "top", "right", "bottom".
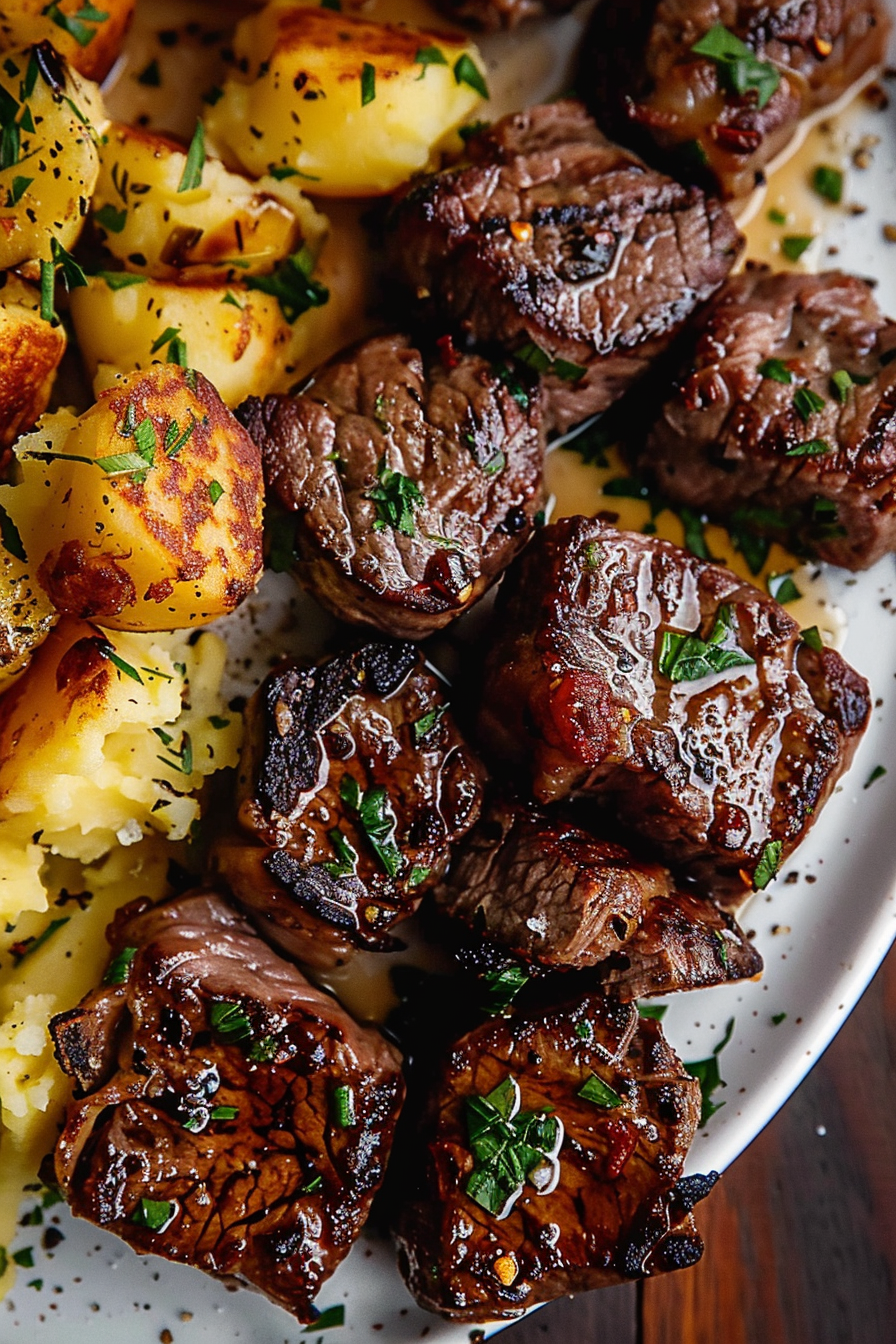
[
  {"left": 602, "top": 1118, "right": 638, "bottom": 1179},
  {"left": 712, "top": 123, "right": 762, "bottom": 154}
]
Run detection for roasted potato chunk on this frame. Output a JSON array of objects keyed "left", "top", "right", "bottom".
[
  {"left": 0, "top": 534, "right": 57, "bottom": 691},
  {"left": 0, "top": 1, "right": 134, "bottom": 83},
  {"left": 0, "top": 43, "right": 105, "bottom": 270},
  {"left": 92, "top": 122, "right": 327, "bottom": 282},
  {"left": 0, "top": 272, "right": 66, "bottom": 449},
  {"left": 0, "top": 365, "right": 264, "bottom": 630},
  {"left": 70, "top": 273, "right": 328, "bottom": 407},
  {"left": 205, "top": 6, "right": 488, "bottom": 195}
]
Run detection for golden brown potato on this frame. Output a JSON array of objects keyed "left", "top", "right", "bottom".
[
  {"left": 0, "top": 1, "right": 134, "bottom": 83},
  {"left": 0, "top": 365, "right": 264, "bottom": 630},
  {"left": 0, "top": 43, "right": 105, "bottom": 270},
  {"left": 92, "top": 122, "right": 327, "bottom": 283},
  {"left": 69, "top": 273, "right": 329, "bottom": 407},
  {"left": 204, "top": 6, "right": 488, "bottom": 195},
  {"left": 0, "top": 272, "right": 66, "bottom": 449},
  {"left": 0, "top": 531, "right": 57, "bottom": 691}
]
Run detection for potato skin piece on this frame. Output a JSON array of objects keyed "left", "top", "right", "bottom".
[
  {"left": 0, "top": 274, "right": 66, "bottom": 450},
  {"left": 7, "top": 365, "right": 264, "bottom": 631},
  {"left": 0, "top": 0, "right": 134, "bottom": 82}
]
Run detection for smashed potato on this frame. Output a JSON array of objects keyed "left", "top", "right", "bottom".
[
  {"left": 70, "top": 272, "right": 327, "bottom": 406},
  {"left": 0, "top": 272, "right": 67, "bottom": 448},
  {"left": 0, "top": 532, "right": 57, "bottom": 691},
  {"left": 0, "top": 365, "right": 264, "bottom": 630},
  {"left": 92, "top": 122, "right": 328, "bottom": 282},
  {"left": 0, "top": 1, "right": 134, "bottom": 83},
  {"left": 205, "top": 6, "right": 488, "bottom": 195},
  {"left": 0, "top": 43, "right": 105, "bottom": 270}
]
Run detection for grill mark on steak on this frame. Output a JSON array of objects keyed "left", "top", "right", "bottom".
[
  {"left": 393, "top": 992, "right": 709, "bottom": 1321},
  {"left": 238, "top": 332, "right": 543, "bottom": 639},
  {"left": 213, "top": 642, "right": 486, "bottom": 967},
  {"left": 50, "top": 890, "right": 405, "bottom": 1323},
  {"left": 582, "top": 0, "right": 891, "bottom": 200},
  {"left": 641, "top": 267, "right": 896, "bottom": 569},
  {"left": 385, "top": 100, "right": 742, "bottom": 433},
  {"left": 477, "top": 517, "right": 869, "bottom": 901},
  {"left": 435, "top": 795, "right": 762, "bottom": 996}
]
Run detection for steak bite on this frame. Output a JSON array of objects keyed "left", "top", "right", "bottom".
[
  {"left": 394, "top": 992, "right": 712, "bottom": 1321},
  {"left": 641, "top": 267, "right": 896, "bottom": 570},
  {"left": 435, "top": 795, "right": 762, "bottom": 996},
  {"left": 213, "top": 640, "right": 486, "bottom": 969},
  {"left": 239, "top": 333, "right": 543, "bottom": 639},
  {"left": 385, "top": 101, "right": 742, "bottom": 433},
  {"left": 582, "top": 0, "right": 890, "bottom": 200},
  {"left": 478, "top": 518, "right": 870, "bottom": 901},
  {"left": 50, "top": 890, "right": 405, "bottom": 1323}
]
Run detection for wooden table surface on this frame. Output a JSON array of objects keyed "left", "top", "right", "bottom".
[{"left": 505, "top": 941, "right": 896, "bottom": 1343}]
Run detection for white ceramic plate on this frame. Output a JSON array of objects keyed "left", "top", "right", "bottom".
[{"left": 5, "top": 2, "right": 896, "bottom": 1340}]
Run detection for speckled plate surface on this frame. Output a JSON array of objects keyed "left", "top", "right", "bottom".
[{"left": 5, "top": 2, "right": 896, "bottom": 1341}]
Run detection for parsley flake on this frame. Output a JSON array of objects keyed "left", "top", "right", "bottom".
[
  {"left": 246, "top": 246, "right": 328, "bottom": 323},
  {"left": 811, "top": 164, "right": 843, "bottom": 204},
  {"left": 414, "top": 46, "right": 447, "bottom": 79},
  {"left": 360, "top": 62, "right": 375, "bottom": 106},
  {"left": 453, "top": 52, "right": 489, "bottom": 99},
  {"left": 758, "top": 358, "right": 793, "bottom": 384},
  {"left": 658, "top": 605, "right": 754, "bottom": 683},
  {"left": 690, "top": 24, "right": 780, "bottom": 108},
  {"left": 753, "top": 839, "right": 782, "bottom": 890},
  {"left": 177, "top": 119, "right": 205, "bottom": 192},
  {"left": 368, "top": 457, "right": 424, "bottom": 538},
  {"left": 132, "top": 1198, "right": 177, "bottom": 1233}
]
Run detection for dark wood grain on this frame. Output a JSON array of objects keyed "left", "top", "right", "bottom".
[{"left": 504, "top": 943, "right": 896, "bottom": 1342}]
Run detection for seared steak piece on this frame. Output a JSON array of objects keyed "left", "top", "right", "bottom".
[
  {"left": 433, "top": 0, "right": 575, "bottom": 29},
  {"left": 50, "top": 890, "right": 404, "bottom": 1323},
  {"left": 238, "top": 333, "right": 543, "bottom": 639},
  {"left": 582, "top": 0, "right": 890, "bottom": 200},
  {"left": 385, "top": 101, "right": 742, "bottom": 433},
  {"left": 435, "top": 796, "right": 762, "bottom": 996},
  {"left": 641, "top": 267, "right": 896, "bottom": 570},
  {"left": 213, "top": 641, "right": 485, "bottom": 968},
  {"left": 478, "top": 518, "right": 869, "bottom": 901},
  {"left": 394, "top": 992, "right": 713, "bottom": 1321}
]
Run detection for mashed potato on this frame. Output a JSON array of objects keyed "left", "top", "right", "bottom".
[{"left": 0, "top": 624, "right": 241, "bottom": 1288}]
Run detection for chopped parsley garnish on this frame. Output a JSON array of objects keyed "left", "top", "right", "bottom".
[
  {"left": 222, "top": 290, "right": 244, "bottom": 309},
  {"left": 151, "top": 325, "right": 188, "bottom": 367},
  {"left": 464, "top": 1076, "right": 561, "bottom": 1218},
  {"left": 453, "top": 52, "right": 489, "bottom": 99},
  {"left": 156, "top": 730, "right": 193, "bottom": 776},
  {"left": 340, "top": 775, "right": 403, "bottom": 878},
  {"left": 39, "top": 238, "right": 88, "bottom": 323},
  {"left": 811, "top": 164, "right": 843, "bottom": 204},
  {"left": 43, "top": 3, "right": 109, "bottom": 48},
  {"left": 9, "top": 917, "right": 69, "bottom": 966},
  {"left": 414, "top": 46, "right": 447, "bottom": 78},
  {"left": 480, "top": 965, "right": 529, "bottom": 1014},
  {"left": 801, "top": 624, "right": 824, "bottom": 651},
  {"left": 94, "top": 203, "right": 127, "bottom": 233},
  {"left": 209, "top": 1105, "right": 239, "bottom": 1121},
  {"left": 864, "top": 764, "right": 887, "bottom": 789},
  {"left": 767, "top": 571, "right": 802, "bottom": 604},
  {"left": 637, "top": 1002, "right": 668, "bottom": 1021},
  {"left": 758, "top": 358, "right": 793, "bottom": 384},
  {"left": 793, "top": 386, "right": 826, "bottom": 422},
  {"left": 785, "top": 438, "right": 831, "bottom": 457},
  {"left": 210, "top": 1000, "right": 252, "bottom": 1042},
  {"left": 208, "top": 480, "right": 224, "bottom": 506},
  {"left": 132, "top": 1198, "right": 177, "bottom": 1233},
  {"left": 771, "top": 1012, "right": 787, "bottom": 1025},
  {"left": 103, "top": 945, "right": 137, "bottom": 985},
  {"left": 690, "top": 24, "right": 780, "bottom": 108},
  {"left": 368, "top": 457, "right": 424, "bottom": 538},
  {"left": 830, "top": 369, "right": 857, "bottom": 403},
  {"left": 459, "top": 118, "right": 490, "bottom": 143},
  {"left": 781, "top": 234, "right": 814, "bottom": 261},
  {"left": 95, "top": 639, "right": 143, "bottom": 684},
  {"left": 684, "top": 1017, "right": 734, "bottom": 1126},
  {"left": 767, "top": 207, "right": 787, "bottom": 225},
  {"left": 324, "top": 827, "right": 358, "bottom": 878},
  {"left": 753, "top": 839, "right": 782, "bottom": 890},
  {"left": 413, "top": 705, "right": 446, "bottom": 744},
  {"left": 516, "top": 339, "right": 585, "bottom": 382},
  {"left": 301, "top": 1305, "right": 345, "bottom": 1332},
  {"left": 4, "top": 174, "right": 31, "bottom": 206},
  {"left": 331, "top": 1084, "right": 356, "bottom": 1128},
  {"left": 0, "top": 506, "right": 25, "bottom": 561},
  {"left": 360, "top": 61, "right": 376, "bottom": 106},
  {"left": 679, "top": 506, "right": 713, "bottom": 560},
  {"left": 248, "top": 1036, "right": 278, "bottom": 1063},
  {"left": 408, "top": 864, "right": 430, "bottom": 887},
  {"left": 658, "top": 604, "right": 754, "bottom": 684},
  {"left": 177, "top": 119, "right": 206, "bottom": 192},
  {"left": 578, "top": 1072, "right": 623, "bottom": 1108},
  {"left": 246, "top": 246, "right": 328, "bottom": 323},
  {"left": 12, "top": 1248, "right": 34, "bottom": 1268},
  {"left": 574, "top": 1020, "right": 594, "bottom": 1040},
  {"left": 164, "top": 416, "right": 196, "bottom": 457},
  {"left": 96, "top": 270, "right": 147, "bottom": 289}
]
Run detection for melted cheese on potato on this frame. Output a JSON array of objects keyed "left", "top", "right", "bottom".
[{"left": 205, "top": 6, "right": 488, "bottom": 195}]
